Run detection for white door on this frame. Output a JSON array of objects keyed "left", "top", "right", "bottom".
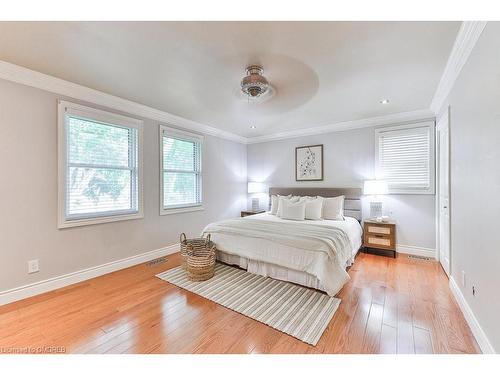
[{"left": 437, "top": 108, "right": 450, "bottom": 276}]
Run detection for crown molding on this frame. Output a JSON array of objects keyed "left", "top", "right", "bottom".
[
  {"left": 0, "top": 59, "right": 437, "bottom": 145},
  {"left": 430, "top": 21, "right": 487, "bottom": 114},
  {"left": 246, "top": 108, "right": 435, "bottom": 144},
  {"left": 0, "top": 60, "right": 247, "bottom": 144}
]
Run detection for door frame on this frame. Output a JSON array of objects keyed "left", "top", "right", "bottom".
[{"left": 435, "top": 106, "right": 451, "bottom": 276}]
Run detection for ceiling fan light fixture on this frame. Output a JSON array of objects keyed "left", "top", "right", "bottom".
[{"left": 241, "top": 65, "right": 270, "bottom": 98}]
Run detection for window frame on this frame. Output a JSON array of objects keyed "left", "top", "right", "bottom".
[
  {"left": 159, "top": 125, "right": 204, "bottom": 215},
  {"left": 57, "top": 100, "right": 144, "bottom": 228},
  {"left": 375, "top": 121, "right": 435, "bottom": 195}
]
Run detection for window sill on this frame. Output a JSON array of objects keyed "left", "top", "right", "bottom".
[
  {"left": 160, "top": 205, "right": 204, "bottom": 216},
  {"left": 58, "top": 212, "right": 144, "bottom": 229}
]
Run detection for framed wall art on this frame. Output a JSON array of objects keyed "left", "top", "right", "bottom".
[{"left": 295, "top": 144, "right": 323, "bottom": 181}]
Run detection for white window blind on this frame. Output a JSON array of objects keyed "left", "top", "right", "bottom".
[
  {"left": 375, "top": 123, "right": 434, "bottom": 194},
  {"left": 160, "top": 126, "right": 203, "bottom": 213},
  {"left": 58, "top": 101, "right": 143, "bottom": 228}
]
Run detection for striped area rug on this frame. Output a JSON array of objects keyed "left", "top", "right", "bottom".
[{"left": 156, "top": 263, "right": 340, "bottom": 345}]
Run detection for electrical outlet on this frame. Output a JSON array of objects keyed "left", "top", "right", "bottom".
[
  {"left": 461, "top": 270, "right": 466, "bottom": 287},
  {"left": 28, "top": 259, "right": 39, "bottom": 274}
]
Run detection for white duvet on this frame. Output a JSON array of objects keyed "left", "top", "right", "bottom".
[{"left": 202, "top": 213, "right": 362, "bottom": 296}]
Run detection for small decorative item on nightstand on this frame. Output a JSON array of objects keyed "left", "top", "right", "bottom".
[
  {"left": 363, "top": 219, "right": 396, "bottom": 258},
  {"left": 363, "top": 180, "right": 388, "bottom": 219},
  {"left": 241, "top": 210, "right": 265, "bottom": 217}
]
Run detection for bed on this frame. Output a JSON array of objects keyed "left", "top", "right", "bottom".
[{"left": 202, "top": 187, "right": 363, "bottom": 296}]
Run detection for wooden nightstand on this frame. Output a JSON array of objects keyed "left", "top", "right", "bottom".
[
  {"left": 241, "top": 210, "right": 265, "bottom": 217},
  {"left": 363, "top": 219, "right": 397, "bottom": 258}
]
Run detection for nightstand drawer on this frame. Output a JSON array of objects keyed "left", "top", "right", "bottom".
[
  {"left": 367, "top": 225, "right": 392, "bottom": 235},
  {"left": 367, "top": 235, "right": 392, "bottom": 247}
]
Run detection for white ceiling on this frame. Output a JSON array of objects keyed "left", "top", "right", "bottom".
[{"left": 0, "top": 22, "right": 460, "bottom": 138}]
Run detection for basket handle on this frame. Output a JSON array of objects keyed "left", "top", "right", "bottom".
[
  {"left": 180, "top": 232, "right": 187, "bottom": 243},
  {"left": 205, "top": 233, "right": 211, "bottom": 243},
  {"left": 185, "top": 242, "right": 195, "bottom": 256},
  {"left": 209, "top": 244, "right": 217, "bottom": 257}
]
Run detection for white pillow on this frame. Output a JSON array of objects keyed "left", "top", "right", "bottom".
[
  {"left": 270, "top": 195, "right": 279, "bottom": 215},
  {"left": 277, "top": 195, "right": 299, "bottom": 217},
  {"left": 304, "top": 197, "right": 324, "bottom": 220},
  {"left": 270, "top": 194, "right": 291, "bottom": 215},
  {"left": 300, "top": 195, "right": 315, "bottom": 201},
  {"left": 322, "top": 195, "right": 345, "bottom": 220},
  {"left": 280, "top": 199, "right": 306, "bottom": 221}
]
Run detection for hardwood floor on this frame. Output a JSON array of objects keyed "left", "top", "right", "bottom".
[{"left": 0, "top": 252, "right": 480, "bottom": 354}]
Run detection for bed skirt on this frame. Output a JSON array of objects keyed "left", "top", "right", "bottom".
[{"left": 217, "top": 251, "right": 333, "bottom": 293}]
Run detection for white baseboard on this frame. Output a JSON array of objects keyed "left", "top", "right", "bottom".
[
  {"left": 0, "top": 244, "right": 179, "bottom": 306},
  {"left": 397, "top": 244, "right": 436, "bottom": 259},
  {"left": 449, "top": 277, "right": 495, "bottom": 354}
]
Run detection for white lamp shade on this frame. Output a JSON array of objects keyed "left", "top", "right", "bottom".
[
  {"left": 363, "top": 180, "right": 388, "bottom": 195},
  {"left": 248, "top": 182, "right": 265, "bottom": 194}
]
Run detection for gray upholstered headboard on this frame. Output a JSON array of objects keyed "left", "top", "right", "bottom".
[{"left": 268, "top": 187, "right": 362, "bottom": 221}]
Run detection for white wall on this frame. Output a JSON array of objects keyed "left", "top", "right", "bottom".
[
  {"left": 0, "top": 78, "right": 247, "bottom": 292},
  {"left": 439, "top": 22, "right": 500, "bottom": 352},
  {"left": 247, "top": 127, "right": 436, "bottom": 251}
]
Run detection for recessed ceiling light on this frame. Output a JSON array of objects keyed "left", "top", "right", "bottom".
[
  {"left": 250, "top": 125, "right": 256, "bottom": 129},
  {"left": 380, "top": 99, "right": 390, "bottom": 104}
]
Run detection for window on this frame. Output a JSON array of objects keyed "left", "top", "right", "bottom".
[
  {"left": 58, "top": 101, "right": 143, "bottom": 228},
  {"left": 375, "top": 121, "right": 435, "bottom": 194},
  {"left": 160, "top": 125, "right": 203, "bottom": 214}
]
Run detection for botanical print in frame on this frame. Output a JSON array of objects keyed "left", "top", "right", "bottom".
[{"left": 295, "top": 144, "right": 324, "bottom": 181}]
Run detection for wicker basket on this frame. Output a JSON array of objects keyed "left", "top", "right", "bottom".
[
  {"left": 185, "top": 242, "right": 216, "bottom": 281},
  {"left": 179, "top": 233, "right": 216, "bottom": 281}
]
